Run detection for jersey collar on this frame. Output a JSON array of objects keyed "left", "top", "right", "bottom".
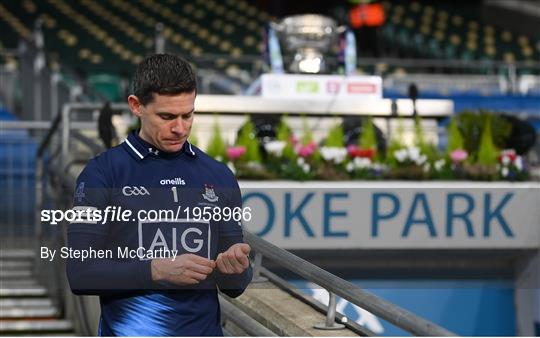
[{"left": 123, "top": 130, "right": 196, "bottom": 160}]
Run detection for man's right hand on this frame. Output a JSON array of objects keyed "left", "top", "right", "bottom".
[{"left": 151, "top": 254, "right": 216, "bottom": 285}]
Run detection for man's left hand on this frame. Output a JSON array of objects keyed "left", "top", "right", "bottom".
[{"left": 216, "top": 243, "right": 251, "bottom": 274}]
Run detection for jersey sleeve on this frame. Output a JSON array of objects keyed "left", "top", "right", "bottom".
[
  {"left": 69, "top": 158, "right": 111, "bottom": 235},
  {"left": 66, "top": 158, "right": 153, "bottom": 294},
  {"left": 215, "top": 169, "right": 253, "bottom": 297}
]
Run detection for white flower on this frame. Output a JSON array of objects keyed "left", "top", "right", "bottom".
[
  {"left": 349, "top": 157, "right": 372, "bottom": 170},
  {"left": 501, "top": 167, "right": 509, "bottom": 177},
  {"left": 346, "top": 162, "right": 354, "bottom": 172},
  {"left": 297, "top": 157, "right": 305, "bottom": 166},
  {"left": 302, "top": 163, "right": 310, "bottom": 173},
  {"left": 334, "top": 150, "right": 347, "bottom": 164},
  {"left": 434, "top": 159, "right": 445, "bottom": 171},
  {"left": 423, "top": 163, "right": 431, "bottom": 173},
  {"left": 514, "top": 156, "right": 523, "bottom": 171},
  {"left": 407, "top": 147, "right": 421, "bottom": 161},
  {"left": 320, "top": 147, "right": 347, "bottom": 164},
  {"left": 502, "top": 155, "right": 510, "bottom": 166},
  {"left": 415, "top": 154, "right": 427, "bottom": 166},
  {"left": 358, "top": 158, "right": 371, "bottom": 168},
  {"left": 264, "top": 141, "right": 286, "bottom": 157},
  {"left": 394, "top": 149, "right": 408, "bottom": 163},
  {"left": 320, "top": 147, "right": 334, "bottom": 161}
]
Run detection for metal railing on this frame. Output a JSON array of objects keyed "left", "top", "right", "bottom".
[
  {"left": 245, "top": 231, "right": 456, "bottom": 336},
  {"left": 0, "top": 132, "right": 38, "bottom": 249},
  {"left": 259, "top": 266, "right": 377, "bottom": 336},
  {"left": 356, "top": 57, "right": 540, "bottom": 96}
]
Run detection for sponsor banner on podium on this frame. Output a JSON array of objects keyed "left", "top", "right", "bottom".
[{"left": 261, "top": 73, "right": 383, "bottom": 100}]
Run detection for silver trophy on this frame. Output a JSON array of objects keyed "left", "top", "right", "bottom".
[{"left": 270, "top": 14, "right": 347, "bottom": 74}]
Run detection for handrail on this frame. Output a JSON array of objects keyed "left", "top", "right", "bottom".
[
  {"left": 37, "top": 111, "right": 62, "bottom": 157},
  {"left": 260, "top": 266, "right": 376, "bottom": 336},
  {"left": 71, "top": 130, "right": 105, "bottom": 156},
  {"left": 184, "top": 52, "right": 540, "bottom": 72},
  {"left": 356, "top": 57, "right": 540, "bottom": 71},
  {"left": 243, "top": 231, "right": 457, "bottom": 336}
]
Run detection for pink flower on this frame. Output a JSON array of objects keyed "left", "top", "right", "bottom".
[
  {"left": 450, "top": 149, "right": 468, "bottom": 163},
  {"left": 296, "top": 142, "right": 317, "bottom": 158},
  {"left": 226, "top": 146, "right": 246, "bottom": 161},
  {"left": 306, "top": 141, "right": 317, "bottom": 151}
]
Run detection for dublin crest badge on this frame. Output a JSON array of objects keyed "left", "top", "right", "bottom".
[{"left": 202, "top": 184, "right": 218, "bottom": 202}]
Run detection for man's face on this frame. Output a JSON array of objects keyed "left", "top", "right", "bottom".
[{"left": 128, "top": 91, "right": 196, "bottom": 153}]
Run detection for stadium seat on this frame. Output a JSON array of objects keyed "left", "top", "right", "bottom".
[
  {"left": 87, "top": 73, "right": 122, "bottom": 102},
  {"left": 1, "top": 0, "right": 272, "bottom": 77},
  {"left": 381, "top": 0, "right": 540, "bottom": 73}
]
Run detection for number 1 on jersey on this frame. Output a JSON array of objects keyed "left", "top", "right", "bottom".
[{"left": 171, "top": 186, "right": 178, "bottom": 203}]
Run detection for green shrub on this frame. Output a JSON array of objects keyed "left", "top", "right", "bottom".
[
  {"left": 236, "top": 118, "right": 262, "bottom": 163},
  {"left": 206, "top": 118, "right": 227, "bottom": 161}
]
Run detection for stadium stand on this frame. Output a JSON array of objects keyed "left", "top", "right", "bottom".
[
  {"left": 380, "top": 1, "right": 540, "bottom": 73},
  {"left": 2, "top": 0, "right": 539, "bottom": 95},
  {"left": 0, "top": 0, "right": 270, "bottom": 71}
]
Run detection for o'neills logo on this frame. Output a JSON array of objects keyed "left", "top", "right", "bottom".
[{"left": 160, "top": 177, "right": 186, "bottom": 185}]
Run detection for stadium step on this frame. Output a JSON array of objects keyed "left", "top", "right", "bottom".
[
  {"left": 1, "top": 269, "right": 33, "bottom": 279},
  {"left": 1, "top": 280, "right": 42, "bottom": 287},
  {"left": 0, "top": 298, "right": 54, "bottom": 308},
  {"left": 0, "top": 286, "right": 48, "bottom": 297},
  {"left": 0, "top": 249, "right": 35, "bottom": 259},
  {"left": 0, "top": 250, "right": 75, "bottom": 336},
  {"left": 0, "top": 306, "right": 59, "bottom": 318},
  {"left": 0, "top": 260, "right": 33, "bottom": 270},
  {"left": 0, "top": 319, "right": 74, "bottom": 334}
]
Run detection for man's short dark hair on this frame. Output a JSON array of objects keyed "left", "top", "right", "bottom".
[{"left": 132, "top": 54, "right": 197, "bottom": 105}]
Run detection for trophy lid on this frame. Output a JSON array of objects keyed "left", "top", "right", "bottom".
[{"left": 278, "top": 14, "right": 339, "bottom": 38}]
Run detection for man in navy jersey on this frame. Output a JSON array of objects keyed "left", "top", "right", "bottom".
[{"left": 67, "top": 54, "right": 252, "bottom": 336}]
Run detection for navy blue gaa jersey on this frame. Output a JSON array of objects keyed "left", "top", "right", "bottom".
[{"left": 67, "top": 130, "right": 252, "bottom": 336}]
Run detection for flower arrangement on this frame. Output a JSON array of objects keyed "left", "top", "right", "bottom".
[
  {"left": 497, "top": 149, "right": 527, "bottom": 180},
  {"left": 278, "top": 117, "right": 318, "bottom": 181},
  {"left": 384, "top": 115, "right": 434, "bottom": 179},
  {"left": 345, "top": 144, "right": 387, "bottom": 179},
  {"left": 316, "top": 120, "right": 349, "bottom": 180},
  {"left": 203, "top": 111, "right": 529, "bottom": 181}
]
